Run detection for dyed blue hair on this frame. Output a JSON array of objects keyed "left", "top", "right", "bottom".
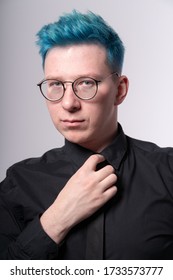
[{"left": 36, "top": 10, "right": 125, "bottom": 73}]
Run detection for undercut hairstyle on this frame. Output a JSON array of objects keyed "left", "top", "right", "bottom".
[{"left": 36, "top": 10, "right": 125, "bottom": 73}]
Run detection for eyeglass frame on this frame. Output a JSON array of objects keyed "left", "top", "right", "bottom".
[{"left": 37, "top": 72, "right": 119, "bottom": 102}]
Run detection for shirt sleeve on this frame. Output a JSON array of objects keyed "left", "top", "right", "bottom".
[
  {"left": 0, "top": 203, "right": 60, "bottom": 260},
  {"left": 0, "top": 175, "right": 61, "bottom": 260}
]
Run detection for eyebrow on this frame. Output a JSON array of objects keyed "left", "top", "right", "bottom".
[{"left": 45, "top": 73, "right": 104, "bottom": 81}]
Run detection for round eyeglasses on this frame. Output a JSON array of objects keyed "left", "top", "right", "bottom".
[{"left": 37, "top": 72, "right": 119, "bottom": 102}]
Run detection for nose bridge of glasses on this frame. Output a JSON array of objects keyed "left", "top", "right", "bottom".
[{"left": 63, "top": 80, "right": 74, "bottom": 90}]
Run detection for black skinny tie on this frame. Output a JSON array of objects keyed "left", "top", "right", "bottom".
[{"left": 85, "top": 160, "right": 108, "bottom": 259}]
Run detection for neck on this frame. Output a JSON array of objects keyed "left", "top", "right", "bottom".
[{"left": 80, "top": 123, "right": 118, "bottom": 153}]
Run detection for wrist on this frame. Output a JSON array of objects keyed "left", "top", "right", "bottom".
[{"left": 40, "top": 207, "right": 70, "bottom": 244}]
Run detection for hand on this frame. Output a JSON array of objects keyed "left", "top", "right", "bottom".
[{"left": 40, "top": 154, "right": 117, "bottom": 243}]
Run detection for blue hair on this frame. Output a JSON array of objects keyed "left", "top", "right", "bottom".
[{"left": 36, "top": 10, "right": 125, "bottom": 72}]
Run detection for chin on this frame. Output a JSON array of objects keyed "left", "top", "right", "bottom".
[{"left": 62, "top": 131, "right": 87, "bottom": 145}]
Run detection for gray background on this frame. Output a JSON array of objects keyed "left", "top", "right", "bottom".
[{"left": 0, "top": 0, "right": 173, "bottom": 181}]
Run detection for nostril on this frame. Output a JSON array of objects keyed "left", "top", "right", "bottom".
[{"left": 61, "top": 92, "right": 81, "bottom": 112}]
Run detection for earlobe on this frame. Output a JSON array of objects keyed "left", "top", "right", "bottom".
[{"left": 114, "top": 75, "right": 129, "bottom": 106}]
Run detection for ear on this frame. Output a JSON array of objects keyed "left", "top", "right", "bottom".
[{"left": 114, "top": 75, "right": 129, "bottom": 105}]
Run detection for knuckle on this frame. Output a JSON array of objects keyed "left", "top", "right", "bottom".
[
  {"left": 110, "top": 173, "right": 117, "bottom": 181},
  {"left": 87, "top": 154, "right": 104, "bottom": 166},
  {"left": 87, "top": 154, "right": 98, "bottom": 163},
  {"left": 111, "top": 186, "right": 118, "bottom": 195},
  {"left": 106, "top": 165, "right": 115, "bottom": 173},
  {"left": 91, "top": 154, "right": 99, "bottom": 161},
  {"left": 110, "top": 166, "right": 115, "bottom": 173}
]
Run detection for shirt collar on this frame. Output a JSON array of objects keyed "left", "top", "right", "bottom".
[{"left": 64, "top": 123, "right": 127, "bottom": 171}]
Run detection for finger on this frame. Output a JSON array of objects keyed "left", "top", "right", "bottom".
[
  {"left": 102, "top": 186, "right": 118, "bottom": 204},
  {"left": 100, "top": 173, "right": 118, "bottom": 191},
  {"left": 96, "top": 165, "right": 115, "bottom": 181},
  {"left": 84, "top": 154, "right": 105, "bottom": 170}
]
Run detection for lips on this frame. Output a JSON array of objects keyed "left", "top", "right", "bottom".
[
  {"left": 62, "top": 119, "right": 84, "bottom": 123},
  {"left": 61, "top": 119, "right": 85, "bottom": 127}
]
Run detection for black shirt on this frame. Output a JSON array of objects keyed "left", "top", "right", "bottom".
[{"left": 0, "top": 124, "right": 173, "bottom": 259}]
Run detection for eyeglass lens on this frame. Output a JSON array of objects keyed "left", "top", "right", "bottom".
[{"left": 40, "top": 77, "right": 98, "bottom": 101}]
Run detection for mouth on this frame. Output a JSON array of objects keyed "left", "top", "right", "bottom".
[{"left": 61, "top": 119, "right": 85, "bottom": 128}]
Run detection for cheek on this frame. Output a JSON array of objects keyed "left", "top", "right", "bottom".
[
  {"left": 92, "top": 96, "right": 116, "bottom": 127},
  {"left": 92, "top": 92, "right": 116, "bottom": 116},
  {"left": 87, "top": 103, "right": 110, "bottom": 127},
  {"left": 95, "top": 85, "right": 117, "bottom": 107},
  {"left": 46, "top": 103, "right": 60, "bottom": 122}
]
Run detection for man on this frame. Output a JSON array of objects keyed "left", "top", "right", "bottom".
[{"left": 0, "top": 10, "right": 173, "bottom": 260}]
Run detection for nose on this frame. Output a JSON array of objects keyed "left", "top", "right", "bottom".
[{"left": 61, "top": 83, "right": 81, "bottom": 112}]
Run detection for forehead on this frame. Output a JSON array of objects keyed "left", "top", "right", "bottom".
[{"left": 44, "top": 44, "right": 110, "bottom": 77}]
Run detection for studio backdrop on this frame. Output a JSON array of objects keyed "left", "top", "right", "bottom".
[{"left": 0, "top": 0, "right": 173, "bottom": 180}]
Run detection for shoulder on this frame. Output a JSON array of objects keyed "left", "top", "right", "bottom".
[
  {"left": 11, "top": 146, "right": 65, "bottom": 167},
  {"left": 126, "top": 135, "right": 173, "bottom": 174},
  {"left": 0, "top": 145, "right": 70, "bottom": 201},
  {"left": 127, "top": 135, "right": 173, "bottom": 156},
  {"left": 125, "top": 135, "right": 173, "bottom": 199},
  {"left": 1, "top": 145, "right": 67, "bottom": 184}
]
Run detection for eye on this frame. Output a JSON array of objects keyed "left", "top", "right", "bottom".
[
  {"left": 48, "top": 80, "right": 62, "bottom": 88},
  {"left": 77, "top": 78, "right": 95, "bottom": 88}
]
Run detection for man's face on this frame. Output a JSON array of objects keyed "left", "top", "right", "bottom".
[{"left": 44, "top": 44, "right": 126, "bottom": 152}]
